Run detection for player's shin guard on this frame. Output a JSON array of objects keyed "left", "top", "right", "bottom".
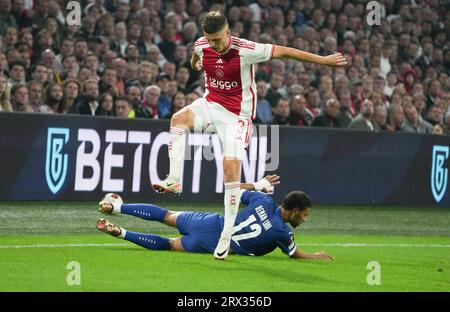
[
  {"left": 120, "top": 204, "right": 168, "bottom": 222},
  {"left": 223, "top": 182, "right": 241, "bottom": 233},
  {"left": 168, "top": 126, "right": 186, "bottom": 181},
  {"left": 124, "top": 231, "right": 171, "bottom": 251},
  {"left": 215, "top": 182, "right": 240, "bottom": 259}
]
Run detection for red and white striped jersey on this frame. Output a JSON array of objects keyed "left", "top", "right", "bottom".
[{"left": 194, "top": 36, "right": 274, "bottom": 119}]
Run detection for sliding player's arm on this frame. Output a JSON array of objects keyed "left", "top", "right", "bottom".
[
  {"left": 291, "top": 248, "right": 335, "bottom": 260},
  {"left": 272, "top": 45, "right": 347, "bottom": 67},
  {"left": 240, "top": 175, "right": 280, "bottom": 192},
  {"left": 190, "top": 53, "right": 202, "bottom": 71}
]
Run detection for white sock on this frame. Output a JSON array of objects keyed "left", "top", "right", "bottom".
[
  {"left": 168, "top": 126, "right": 186, "bottom": 181},
  {"left": 119, "top": 227, "right": 126, "bottom": 239},
  {"left": 222, "top": 181, "right": 241, "bottom": 237}
]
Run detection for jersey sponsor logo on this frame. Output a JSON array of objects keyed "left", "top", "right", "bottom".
[
  {"left": 431, "top": 145, "right": 449, "bottom": 203},
  {"left": 45, "top": 127, "right": 70, "bottom": 194},
  {"left": 216, "top": 58, "right": 223, "bottom": 64},
  {"left": 209, "top": 77, "right": 239, "bottom": 90}
]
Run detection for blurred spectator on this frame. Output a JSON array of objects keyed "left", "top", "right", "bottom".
[
  {"left": 44, "top": 83, "right": 64, "bottom": 114},
  {"left": 62, "top": 79, "right": 81, "bottom": 113},
  {"left": 336, "top": 90, "right": 354, "bottom": 128},
  {"left": 426, "top": 104, "right": 444, "bottom": 126},
  {"left": 0, "top": 73, "right": 12, "bottom": 111},
  {"left": 404, "top": 104, "right": 434, "bottom": 134},
  {"left": 97, "top": 92, "right": 116, "bottom": 117},
  {"left": 269, "top": 98, "right": 290, "bottom": 126},
  {"left": 372, "top": 105, "right": 388, "bottom": 131},
  {"left": 305, "top": 87, "right": 321, "bottom": 118},
  {"left": 115, "top": 96, "right": 135, "bottom": 118},
  {"left": 0, "top": 0, "right": 446, "bottom": 139},
  {"left": 265, "top": 73, "right": 284, "bottom": 107},
  {"left": 141, "top": 85, "right": 163, "bottom": 119},
  {"left": 349, "top": 99, "right": 375, "bottom": 131},
  {"left": 255, "top": 80, "right": 272, "bottom": 124},
  {"left": 311, "top": 98, "right": 342, "bottom": 128},
  {"left": 169, "top": 91, "right": 187, "bottom": 118},
  {"left": 70, "top": 79, "right": 100, "bottom": 116},
  {"left": 289, "top": 94, "right": 311, "bottom": 126},
  {"left": 10, "top": 84, "right": 30, "bottom": 112}
]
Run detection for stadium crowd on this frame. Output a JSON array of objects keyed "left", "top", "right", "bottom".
[{"left": 0, "top": 0, "right": 449, "bottom": 134}]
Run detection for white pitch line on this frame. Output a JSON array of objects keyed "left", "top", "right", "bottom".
[
  {"left": 0, "top": 243, "right": 131, "bottom": 249},
  {"left": 300, "top": 243, "right": 450, "bottom": 248},
  {"left": 0, "top": 242, "right": 449, "bottom": 249}
]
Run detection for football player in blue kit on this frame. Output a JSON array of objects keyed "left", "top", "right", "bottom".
[{"left": 96, "top": 175, "right": 334, "bottom": 260}]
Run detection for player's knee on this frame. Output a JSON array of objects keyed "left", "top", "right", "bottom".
[
  {"left": 223, "top": 161, "right": 240, "bottom": 181},
  {"left": 171, "top": 110, "right": 191, "bottom": 127}
]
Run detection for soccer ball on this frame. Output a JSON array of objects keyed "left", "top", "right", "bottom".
[{"left": 103, "top": 193, "right": 123, "bottom": 205}]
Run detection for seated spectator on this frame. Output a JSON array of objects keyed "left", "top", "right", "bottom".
[
  {"left": 305, "top": 87, "right": 322, "bottom": 118},
  {"left": 0, "top": 73, "right": 12, "bottom": 112},
  {"left": 269, "top": 98, "right": 291, "bottom": 126},
  {"left": 44, "top": 83, "right": 65, "bottom": 114},
  {"left": 349, "top": 99, "right": 375, "bottom": 131},
  {"left": 311, "top": 98, "right": 342, "bottom": 128},
  {"left": 70, "top": 79, "right": 100, "bottom": 116},
  {"left": 426, "top": 104, "right": 444, "bottom": 126},
  {"left": 404, "top": 104, "right": 434, "bottom": 134},
  {"left": 265, "top": 74, "right": 284, "bottom": 107},
  {"left": 10, "top": 84, "right": 31, "bottom": 112},
  {"left": 97, "top": 92, "right": 116, "bottom": 117},
  {"left": 289, "top": 94, "right": 311, "bottom": 126},
  {"left": 372, "top": 105, "right": 388, "bottom": 131},
  {"left": 169, "top": 91, "right": 187, "bottom": 118},
  {"left": 115, "top": 96, "right": 135, "bottom": 118},
  {"left": 255, "top": 80, "right": 272, "bottom": 124},
  {"left": 62, "top": 79, "right": 81, "bottom": 113},
  {"left": 336, "top": 90, "right": 355, "bottom": 128}
]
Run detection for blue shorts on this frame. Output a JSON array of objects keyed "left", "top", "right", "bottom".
[{"left": 176, "top": 212, "right": 222, "bottom": 253}]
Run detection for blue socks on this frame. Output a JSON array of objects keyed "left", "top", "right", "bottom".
[
  {"left": 124, "top": 231, "right": 171, "bottom": 251},
  {"left": 120, "top": 204, "right": 168, "bottom": 222}
]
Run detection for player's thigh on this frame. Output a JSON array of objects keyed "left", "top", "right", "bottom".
[
  {"left": 164, "top": 210, "right": 182, "bottom": 228},
  {"left": 186, "top": 98, "right": 214, "bottom": 132},
  {"left": 169, "top": 238, "right": 185, "bottom": 252},
  {"left": 212, "top": 109, "right": 253, "bottom": 159}
]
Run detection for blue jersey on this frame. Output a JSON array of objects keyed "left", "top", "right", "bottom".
[
  {"left": 177, "top": 191, "right": 296, "bottom": 256},
  {"left": 228, "top": 191, "right": 296, "bottom": 256}
]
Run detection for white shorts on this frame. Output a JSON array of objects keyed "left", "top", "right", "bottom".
[{"left": 189, "top": 98, "right": 253, "bottom": 159}]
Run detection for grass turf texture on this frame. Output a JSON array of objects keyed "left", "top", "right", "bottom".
[{"left": 0, "top": 202, "right": 449, "bottom": 292}]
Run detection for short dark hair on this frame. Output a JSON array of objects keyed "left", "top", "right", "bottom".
[
  {"left": 115, "top": 95, "right": 132, "bottom": 107},
  {"left": 282, "top": 191, "right": 312, "bottom": 211},
  {"left": 201, "top": 11, "right": 227, "bottom": 34}
]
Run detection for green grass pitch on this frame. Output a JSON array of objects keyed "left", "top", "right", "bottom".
[{"left": 0, "top": 202, "right": 449, "bottom": 292}]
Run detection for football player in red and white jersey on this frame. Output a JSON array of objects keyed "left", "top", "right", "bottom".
[{"left": 153, "top": 11, "right": 347, "bottom": 260}]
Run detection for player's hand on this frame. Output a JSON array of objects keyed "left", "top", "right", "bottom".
[
  {"left": 324, "top": 53, "right": 347, "bottom": 67},
  {"left": 263, "top": 174, "right": 280, "bottom": 187},
  {"left": 258, "top": 174, "right": 280, "bottom": 193},
  {"left": 313, "top": 251, "right": 335, "bottom": 260}
]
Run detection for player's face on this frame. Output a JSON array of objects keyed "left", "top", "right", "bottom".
[
  {"left": 204, "top": 26, "right": 231, "bottom": 53},
  {"left": 289, "top": 207, "right": 310, "bottom": 228}
]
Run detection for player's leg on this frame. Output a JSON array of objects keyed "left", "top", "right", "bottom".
[
  {"left": 152, "top": 98, "right": 211, "bottom": 194},
  {"left": 96, "top": 218, "right": 180, "bottom": 251},
  {"left": 214, "top": 157, "right": 241, "bottom": 259},
  {"left": 99, "top": 200, "right": 181, "bottom": 228},
  {"left": 212, "top": 112, "right": 252, "bottom": 259}
]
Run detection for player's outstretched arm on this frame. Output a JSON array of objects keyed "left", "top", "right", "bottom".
[
  {"left": 272, "top": 45, "right": 347, "bottom": 67},
  {"left": 291, "top": 248, "right": 335, "bottom": 260},
  {"left": 240, "top": 174, "right": 280, "bottom": 192}
]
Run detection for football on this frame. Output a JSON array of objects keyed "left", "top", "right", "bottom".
[{"left": 103, "top": 193, "right": 123, "bottom": 205}]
